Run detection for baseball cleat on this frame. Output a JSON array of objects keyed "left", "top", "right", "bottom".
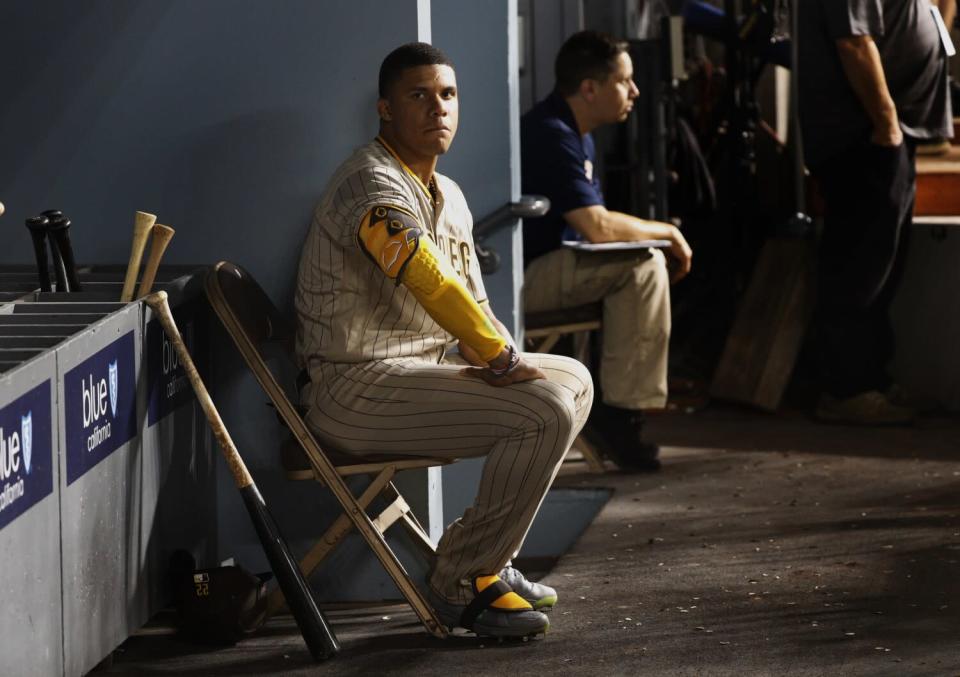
[
  {"left": 815, "top": 391, "right": 915, "bottom": 426},
  {"left": 499, "top": 565, "right": 558, "bottom": 611},
  {"left": 428, "top": 575, "right": 550, "bottom": 638}
]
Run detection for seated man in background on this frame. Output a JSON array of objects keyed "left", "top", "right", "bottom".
[
  {"left": 521, "top": 30, "right": 692, "bottom": 471},
  {"left": 295, "top": 42, "right": 594, "bottom": 638}
]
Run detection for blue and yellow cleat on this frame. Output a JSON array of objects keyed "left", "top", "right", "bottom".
[
  {"left": 499, "top": 565, "right": 558, "bottom": 611},
  {"left": 428, "top": 575, "right": 550, "bottom": 638}
]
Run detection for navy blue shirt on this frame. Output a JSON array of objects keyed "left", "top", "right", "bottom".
[{"left": 521, "top": 92, "right": 605, "bottom": 265}]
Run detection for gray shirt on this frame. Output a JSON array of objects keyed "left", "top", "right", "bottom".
[{"left": 799, "top": 0, "right": 952, "bottom": 168}]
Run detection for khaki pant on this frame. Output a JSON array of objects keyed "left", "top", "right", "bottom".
[{"left": 524, "top": 247, "right": 670, "bottom": 410}]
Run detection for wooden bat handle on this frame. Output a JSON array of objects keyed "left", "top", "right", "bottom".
[
  {"left": 120, "top": 211, "right": 156, "bottom": 302},
  {"left": 136, "top": 224, "right": 175, "bottom": 298},
  {"left": 143, "top": 291, "right": 254, "bottom": 489}
]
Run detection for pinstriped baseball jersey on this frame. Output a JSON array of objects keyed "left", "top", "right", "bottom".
[{"left": 295, "top": 137, "right": 487, "bottom": 369}]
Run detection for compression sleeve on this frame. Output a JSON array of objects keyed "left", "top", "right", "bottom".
[{"left": 357, "top": 206, "right": 507, "bottom": 362}]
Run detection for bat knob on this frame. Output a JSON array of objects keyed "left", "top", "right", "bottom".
[
  {"left": 48, "top": 216, "right": 71, "bottom": 231},
  {"left": 26, "top": 216, "right": 50, "bottom": 231},
  {"left": 40, "top": 209, "right": 63, "bottom": 219}
]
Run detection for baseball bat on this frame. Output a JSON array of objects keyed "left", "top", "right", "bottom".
[
  {"left": 25, "top": 216, "right": 53, "bottom": 292},
  {"left": 39, "top": 211, "right": 70, "bottom": 293},
  {"left": 121, "top": 211, "right": 156, "bottom": 302},
  {"left": 47, "top": 215, "right": 82, "bottom": 292},
  {"left": 143, "top": 291, "right": 340, "bottom": 662},
  {"left": 135, "top": 224, "right": 175, "bottom": 298}
]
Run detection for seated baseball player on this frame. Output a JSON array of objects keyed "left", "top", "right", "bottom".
[
  {"left": 294, "top": 42, "right": 594, "bottom": 639},
  {"left": 521, "top": 31, "right": 693, "bottom": 472}
]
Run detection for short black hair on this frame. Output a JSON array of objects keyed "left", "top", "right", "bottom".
[
  {"left": 379, "top": 42, "right": 454, "bottom": 98},
  {"left": 554, "top": 30, "right": 628, "bottom": 97}
]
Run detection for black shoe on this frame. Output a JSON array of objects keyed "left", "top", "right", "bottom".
[{"left": 583, "top": 403, "right": 661, "bottom": 473}]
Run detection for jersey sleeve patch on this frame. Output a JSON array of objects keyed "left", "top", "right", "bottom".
[{"left": 357, "top": 205, "right": 423, "bottom": 280}]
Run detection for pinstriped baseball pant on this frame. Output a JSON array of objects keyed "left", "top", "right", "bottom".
[{"left": 303, "top": 351, "right": 593, "bottom": 603}]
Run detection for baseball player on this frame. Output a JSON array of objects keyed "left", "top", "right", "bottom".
[{"left": 294, "top": 43, "right": 594, "bottom": 639}]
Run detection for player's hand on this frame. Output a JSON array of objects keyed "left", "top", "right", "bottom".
[
  {"left": 666, "top": 225, "right": 693, "bottom": 283},
  {"left": 457, "top": 340, "right": 488, "bottom": 367},
  {"left": 460, "top": 357, "right": 546, "bottom": 387}
]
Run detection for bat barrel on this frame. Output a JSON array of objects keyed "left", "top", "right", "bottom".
[
  {"left": 47, "top": 235, "right": 71, "bottom": 292},
  {"left": 122, "top": 211, "right": 157, "bottom": 302},
  {"left": 136, "top": 224, "right": 175, "bottom": 298},
  {"left": 39, "top": 211, "right": 71, "bottom": 292},
  {"left": 241, "top": 485, "right": 340, "bottom": 660},
  {"left": 47, "top": 216, "right": 82, "bottom": 292},
  {"left": 25, "top": 217, "right": 53, "bottom": 292}
]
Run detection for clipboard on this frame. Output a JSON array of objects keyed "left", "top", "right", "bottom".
[{"left": 561, "top": 239, "right": 671, "bottom": 252}]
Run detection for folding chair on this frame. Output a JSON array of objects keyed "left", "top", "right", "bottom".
[
  {"left": 204, "top": 261, "right": 449, "bottom": 639},
  {"left": 524, "top": 303, "right": 606, "bottom": 473},
  {"left": 524, "top": 303, "right": 602, "bottom": 357}
]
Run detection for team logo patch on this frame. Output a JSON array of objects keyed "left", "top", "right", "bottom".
[
  {"left": 108, "top": 360, "right": 119, "bottom": 418},
  {"left": 358, "top": 205, "right": 422, "bottom": 279},
  {"left": 20, "top": 412, "right": 32, "bottom": 475},
  {"left": 381, "top": 226, "right": 420, "bottom": 271}
]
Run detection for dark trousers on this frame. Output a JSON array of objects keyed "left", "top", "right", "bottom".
[{"left": 812, "top": 138, "right": 917, "bottom": 398}]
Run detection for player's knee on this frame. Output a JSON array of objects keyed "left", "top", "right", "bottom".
[
  {"left": 633, "top": 249, "right": 669, "bottom": 291},
  {"left": 565, "top": 355, "right": 594, "bottom": 404},
  {"left": 536, "top": 381, "right": 579, "bottom": 443}
]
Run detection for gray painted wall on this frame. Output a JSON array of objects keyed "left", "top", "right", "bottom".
[
  {"left": 430, "top": 0, "right": 524, "bottom": 531},
  {"left": 433, "top": 0, "right": 523, "bottom": 338},
  {"left": 1, "top": 0, "right": 405, "bottom": 304},
  {"left": 519, "top": 0, "right": 584, "bottom": 113}
]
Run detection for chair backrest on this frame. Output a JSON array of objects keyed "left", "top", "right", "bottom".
[
  {"left": 204, "top": 261, "right": 293, "bottom": 350},
  {"left": 204, "top": 261, "right": 351, "bottom": 468}
]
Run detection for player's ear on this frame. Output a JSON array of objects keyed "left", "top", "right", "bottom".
[
  {"left": 377, "top": 98, "right": 392, "bottom": 122},
  {"left": 578, "top": 78, "right": 597, "bottom": 103}
]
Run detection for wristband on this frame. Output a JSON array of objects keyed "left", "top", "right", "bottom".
[{"left": 488, "top": 345, "right": 520, "bottom": 376}]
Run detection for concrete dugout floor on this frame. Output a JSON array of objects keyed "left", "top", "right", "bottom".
[{"left": 104, "top": 406, "right": 960, "bottom": 676}]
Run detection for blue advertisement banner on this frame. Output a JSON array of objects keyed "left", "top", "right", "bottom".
[
  {"left": 64, "top": 331, "right": 137, "bottom": 485},
  {"left": 0, "top": 381, "right": 53, "bottom": 531},
  {"left": 146, "top": 311, "right": 195, "bottom": 426}
]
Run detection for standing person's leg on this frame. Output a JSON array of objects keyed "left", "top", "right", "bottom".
[
  {"left": 302, "top": 353, "right": 592, "bottom": 630},
  {"left": 812, "top": 140, "right": 915, "bottom": 423},
  {"left": 525, "top": 248, "right": 671, "bottom": 466},
  {"left": 871, "top": 138, "right": 918, "bottom": 392}
]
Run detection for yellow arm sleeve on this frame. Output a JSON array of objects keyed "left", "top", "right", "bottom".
[{"left": 357, "top": 206, "right": 507, "bottom": 362}]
